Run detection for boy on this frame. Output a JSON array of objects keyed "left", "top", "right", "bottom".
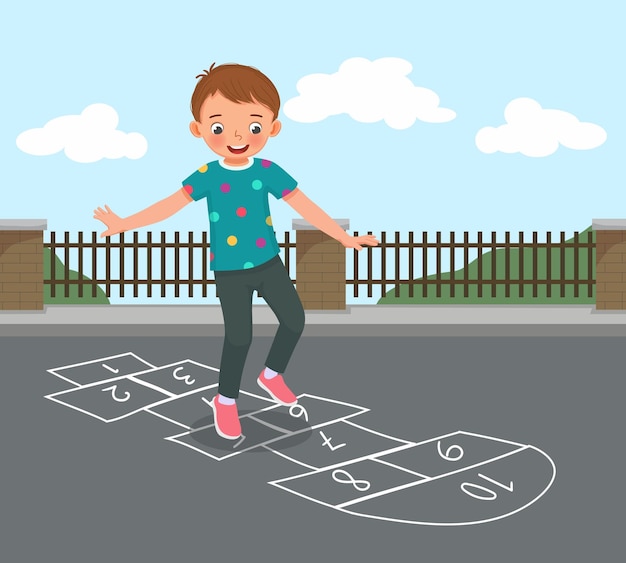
[{"left": 94, "top": 62, "right": 379, "bottom": 440}]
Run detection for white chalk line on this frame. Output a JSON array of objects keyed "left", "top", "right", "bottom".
[
  {"left": 146, "top": 388, "right": 275, "bottom": 431},
  {"left": 372, "top": 457, "right": 430, "bottom": 479},
  {"left": 338, "top": 445, "right": 557, "bottom": 526},
  {"left": 264, "top": 441, "right": 417, "bottom": 474},
  {"left": 458, "top": 430, "right": 526, "bottom": 448},
  {"left": 263, "top": 419, "right": 417, "bottom": 471},
  {"left": 165, "top": 393, "right": 373, "bottom": 461},
  {"left": 46, "top": 352, "right": 157, "bottom": 386},
  {"left": 268, "top": 427, "right": 533, "bottom": 510},
  {"left": 46, "top": 358, "right": 218, "bottom": 396},
  {"left": 336, "top": 445, "right": 530, "bottom": 509},
  {"left": 45, "top": 359, "right": 223, "bottom": 422},
  {"left": 45, "top": 358, "right": 555, "bottom": 526},
  {"left": 269, "top": 444, "right": 529, "bottom": 512},
  {"left": 268, "top": 428, "right": 464, "bottom": 485}
]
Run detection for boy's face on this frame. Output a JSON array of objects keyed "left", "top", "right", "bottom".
[{"left": 189, "top": 92, "right": 281, "bottom": 166}]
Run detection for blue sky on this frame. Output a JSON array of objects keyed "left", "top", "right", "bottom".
[{"left": 2, "top": 0, "right": 624, "bottom": 302}]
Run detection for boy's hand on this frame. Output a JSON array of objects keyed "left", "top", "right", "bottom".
[
  {"left": 93, "top": 205, "right": 126, "bottom": 238},
  {"left": 341, "top": 233, "right": 380, "bottom": 251}
]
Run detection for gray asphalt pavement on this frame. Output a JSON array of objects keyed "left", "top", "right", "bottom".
[{"left": 1, "top": 334, "right": 623, "bottom": 562}]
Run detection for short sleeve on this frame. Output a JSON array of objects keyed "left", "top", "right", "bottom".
[
  {"left": 261, "top": 160, "right": 298, "bottom": 200},
  {"left": 181, "top": 165, "right": 211, "bottom": 201}
]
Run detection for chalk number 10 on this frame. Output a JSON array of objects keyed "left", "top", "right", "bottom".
[{"left": 437, "top": 440, "right": 514, "bottom": 502}]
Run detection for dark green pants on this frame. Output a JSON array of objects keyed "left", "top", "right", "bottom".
[{"left": 214, "top": 256, "right": 305, "bottom": 398}]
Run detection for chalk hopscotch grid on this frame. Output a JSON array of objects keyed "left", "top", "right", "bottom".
[
  {"left": 339, "top": 444, "right": 530, "bottom": 509},
  {"left": 268, "top": 430, "right": 556, "bottom": 526},
  {"left": 164, "top": 393, "right": 371, "bottom": 461},
  {"left": 339, "top": 444, "right": 557, "bottom": 527},
  {"left": 263, "top": 418, "right": 418, "bottom": 471},
  {"left": 45, "top": 353, "right": 557, "bottom": 526},
  {"left": 45, "top": 359, "right": 220, "bottom": 423},
  {"left": 145, "top": 388, "right": 275, "bottom": 430},
  {"left": 267, "top": 430, "right": 470, "bottom": 506}
]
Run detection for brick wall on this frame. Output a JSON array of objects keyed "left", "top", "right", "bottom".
[
  {"left": 0, "top": 220, "right": 47, "bottom": 310},
  {"left": 594, "top": 220, "right": 626, "bottom": 310},
  {"left": 293, "top": 219, "right": 349, "bottom": 310}
]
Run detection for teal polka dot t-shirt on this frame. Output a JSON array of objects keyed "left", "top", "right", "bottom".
[{"left": 182, "top": 158, "right": 297, "bottom": 271}]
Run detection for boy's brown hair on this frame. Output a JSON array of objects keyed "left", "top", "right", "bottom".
[{"left": 191, "top": 63, "right": 281, "bottom": 122}]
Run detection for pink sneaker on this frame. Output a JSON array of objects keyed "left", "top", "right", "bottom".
[
  {"left": 210, "top": 396, "right": 241, "bottom": 440},
  {"left": 257, "top": 371, "right": 298, "bottom": 406}
]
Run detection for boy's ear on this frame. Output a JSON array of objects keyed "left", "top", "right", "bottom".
[
  {"left": 269, "top": 120, "right": 281, "bottom": 137},
  {"left": 189, "top": 121, "right": 202, "bottom": 138}
]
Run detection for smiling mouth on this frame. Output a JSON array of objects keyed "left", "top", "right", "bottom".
[{"left": 227, "top": 145, "right": 249, "bottom": 154}]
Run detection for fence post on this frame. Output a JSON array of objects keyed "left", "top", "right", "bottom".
[
  {"left": 0, "top": 219, "right": 47, "bottom": 310},
  {"left": 293, "top": 218, "right": 349, "bottom": 310},
  {"left": 593, "top": 219, "right": 626, "bottom": 310}
]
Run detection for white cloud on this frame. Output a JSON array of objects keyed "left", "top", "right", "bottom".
[
  {"left": 284, "top": 57, "right": 456, "bottom": 130},
  {"left": 475, "top": 98, "right": 607, "bottom": 157},
  {"left": 16, "top": 103, "right": 148, "bottom": 163}
]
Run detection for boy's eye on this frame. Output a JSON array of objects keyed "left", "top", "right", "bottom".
[
  {"left": 249, "top": 122, "right": 262, "bottom": 134},
  {"left": 211, "top": 123, "right": 224, "bottom": 135}
]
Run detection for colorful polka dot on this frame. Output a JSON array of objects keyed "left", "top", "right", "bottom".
[
  {"left": 256, "top": 237, "right": 266, "bottom": 248},
  {"left": 243, "top": 262, "right": 255, "bottom": 269},
  {"left": 282, "top": 188, "right": 293, "bottom": 197},
  {"left": 251, "top": 179, "right": 263, "bottom": 190},
  {"left": 209, "top": 212, "right": 220, "bottom": 222},
  {"left": 265, "top": 216, "right": 272, "bottom": 226},
  {"left": 227, "top": 235, "right": 238, "bottom": 246},
  {"left": 220, "top": 183, "right": 231, "bottom": 193},
  {"left": 183, "top": 185, "right": 193, "bottom": 195},
  {"left": 261, "top": 159, "right": 272, "bottom": 168},
  {"left": 236, "top": 207, "right": 247, "bottom": 217},
  {"left": 198, "top": 164, "right": 208, "bottom": 173},
  {"left": 210, "top": 252, "right": 215, "bottom": 261}
]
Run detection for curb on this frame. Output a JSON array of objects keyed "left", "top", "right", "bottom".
[{"left": 3, "top": 304, "right": 626, "bottom": 337}]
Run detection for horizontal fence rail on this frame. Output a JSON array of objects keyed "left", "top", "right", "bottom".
[{"left": 44, "top": 230, "right": 595, "bottom": 302}]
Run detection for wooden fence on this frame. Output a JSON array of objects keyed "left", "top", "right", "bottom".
[
  {"left": 351, "top": 230, "right": 595, "bottom": 300},
  {"left": 44, "top": 229, "right": 595, "bottom": 302},
  {"left": 47, "top": 231, "right": 295, "bottom": 299}
]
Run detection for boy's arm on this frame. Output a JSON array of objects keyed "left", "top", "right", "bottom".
[
  {"left": 283, "top": 188, "right": 379, "bottom": 250},
  {"left": 94, "top": 188, "right": 193, "bottom": 238}
]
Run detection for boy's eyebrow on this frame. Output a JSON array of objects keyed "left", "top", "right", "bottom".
[
  {"left": 209, "top": 114, "right": 222, "bottom": 119},
  {"left": 250, "top": 114, "right": 263, "bottom": 118}
]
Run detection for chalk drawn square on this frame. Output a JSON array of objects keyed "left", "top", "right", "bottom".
[
  {"left": 375, "top": 431, "right": 525, "bottom": 478},
  {"left": 165, "top": 413, "right": 303, "bottom": 461},
  {"left": 250, "top": 393, "right": 368, "bottom": 433},
  {"left": 265, "top": 419, "right": 415, "bottom": 470},
  {"left": 343, "top": 445, "right": 554, "bottom": 526},
  {"left": 269, "top": 458, "right": 421, "bottom": 508},
  {"left": 47, "top": 352, "right": 156, "bottom": 386},
  {"left": 46, "top": 376, "right": 172, "bottom": 422},
  {"left": 147, "top": 388, "right": 274, "bottom": 430},
  {"left": 129, "top": 360, "right": 219, "bottom": 395}
]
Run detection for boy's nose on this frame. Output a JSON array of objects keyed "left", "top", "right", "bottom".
[{"left": 234, "top": 130, "right": 243, "bottom": 140}]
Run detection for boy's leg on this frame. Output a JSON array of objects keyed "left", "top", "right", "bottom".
[
  {"left": 214, "top": 271, "right": 255, "bottom": 399},
  {"left": 258, "top": 258, "right": 305, "bottom": 376}
]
